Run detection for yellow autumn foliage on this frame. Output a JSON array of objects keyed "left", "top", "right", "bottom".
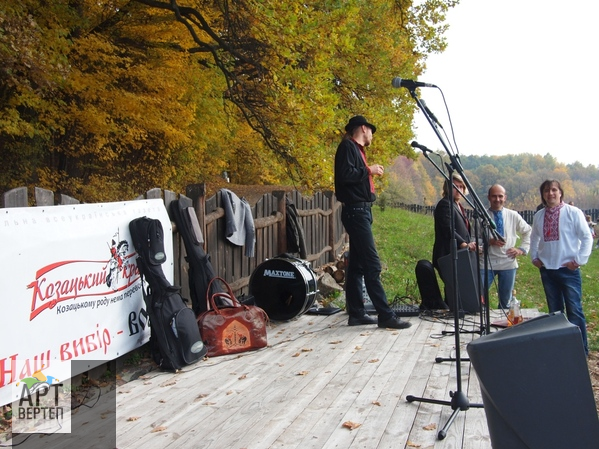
[{"left": 0, "top": 0, "right": 456, "bottom": 202}]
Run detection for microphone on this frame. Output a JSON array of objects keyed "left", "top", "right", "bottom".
[
  {"left": 411, "top": 141, "right": 432, "bottom": 153},
  {"left": 391, "top": 77, "right": 437, "bottom": 89},
  {"left": 421, "top": 99, "right": 443, "bottom": 128}
]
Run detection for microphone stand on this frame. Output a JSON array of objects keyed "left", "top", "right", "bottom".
[{"left": 404, "top": 86, "right": 498, "bottom": 440}]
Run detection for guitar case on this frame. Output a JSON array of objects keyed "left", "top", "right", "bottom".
[
  {"left": 129, "top": 217, "right": 206, "bottom": 371},
  {"left": 169, "top": 198, "right": 227, "bottom": 315}
]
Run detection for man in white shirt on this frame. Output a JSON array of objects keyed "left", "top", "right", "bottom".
[
  {"left": 530, "top": 180, "right": 593, "bottom": 355},
  {"left": 480, "top": 184, "right": 531, "bottom": 309}
]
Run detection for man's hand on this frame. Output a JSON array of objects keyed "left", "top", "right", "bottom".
[
  {"left": 490, "top": 238, "right": 505, "bottom": 247},
  {"left": 460, "top": 241, "right": 478, "bottom": 252},
  {"left": 369, "top": 164, "right": 384, "bottom": 176},
  {"left": 563, "top": 260, "right": 580, "bottom": 270},
  {"left": 506, "top": 247, "right": 524, "bottom": 259}
]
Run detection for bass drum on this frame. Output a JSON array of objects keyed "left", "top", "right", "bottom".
[{"left": 249, "top": 257, "right": 318, "bottom": 321}]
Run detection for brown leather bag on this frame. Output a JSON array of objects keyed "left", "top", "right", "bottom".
[{"left": 197, "top": 277, "right": 269, "bottom": 357}]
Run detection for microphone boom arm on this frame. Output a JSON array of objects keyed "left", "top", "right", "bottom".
[{"left": 407, "top": 88, "right": 499, "bottom": 235}]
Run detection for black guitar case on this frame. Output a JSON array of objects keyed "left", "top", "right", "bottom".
[
  {"left": 129, "top": 217, "right": 206, "bottom": 371},
  {"left": 415, "top": 259, "right": 448, "bottom": 310},
  {"left": 169, "top": 199, "right": 227, "bottom": 315}
]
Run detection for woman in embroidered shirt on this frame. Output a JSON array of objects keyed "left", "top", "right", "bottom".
[{"left": 530, "top": 180, "right": 593, "bottom": 355}]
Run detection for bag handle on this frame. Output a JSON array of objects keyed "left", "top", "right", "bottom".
[{"left": 205, "top": 276, "right": 242, "bottom": 313}]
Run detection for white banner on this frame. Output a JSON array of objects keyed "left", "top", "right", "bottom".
[{"left": 0, "top": 199, "right": 173, "bottom": 406}]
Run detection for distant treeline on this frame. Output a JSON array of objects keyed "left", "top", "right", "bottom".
[{"left": 384, "top": 152, "right": 599, "bottom": 211}]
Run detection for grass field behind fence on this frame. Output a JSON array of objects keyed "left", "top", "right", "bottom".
[{"left": 371, "top": 206, "right": 599, "bottom": 351}]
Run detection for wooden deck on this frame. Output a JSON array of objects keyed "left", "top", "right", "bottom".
[{"left": 113, "top": 309, "right": 522, "bottom": 449}]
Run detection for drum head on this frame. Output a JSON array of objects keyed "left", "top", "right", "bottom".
[{"left": 249, "top": 258, "right": 317, "bottom": 321}]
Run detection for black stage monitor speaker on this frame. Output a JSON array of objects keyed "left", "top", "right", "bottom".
[
  {"left": 467, "top": 313, "right": 599, "bottom": 449},
  {"left": 438, "top": 248, "right": 480, "bottom": 314}
]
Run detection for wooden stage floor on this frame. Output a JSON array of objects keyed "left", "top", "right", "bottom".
[{"left": 113, "top": 308, "right": 522, "bottom": 449}]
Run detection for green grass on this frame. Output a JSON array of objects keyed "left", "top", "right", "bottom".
[{"left": 372, "top": 206, "right": 599, "bottom": 351}]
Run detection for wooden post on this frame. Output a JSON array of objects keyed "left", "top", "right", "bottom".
[
  {"left": 145, "top": 188, "right": 163, "bottom": 199},
  {"left": 2, "top": 187, "right": 29, "bottom": 208},
  {"left": 35, "top": 187, "right": 54, "bottom": 206},
  {"left": 186, "top": 183, "right": 207, "bottom": 250},
  {"left": 59, "top": 194, "right": 80, "bottom": 205},
  {"left": 325, "top": 190, "right": 336, "bottom": 262}
]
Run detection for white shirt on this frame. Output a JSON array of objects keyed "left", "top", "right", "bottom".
[
  {"left": 479, "top": 207, "right": 532, "bottom": 271},
  {"left": 529, "top": 203, "right": 593, "bottom": 269}
]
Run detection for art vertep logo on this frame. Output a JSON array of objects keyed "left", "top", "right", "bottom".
[{"left": 12, "top": 365, "right": 71, "bottom": 434}]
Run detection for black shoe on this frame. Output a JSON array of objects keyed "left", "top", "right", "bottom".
[
  {"left": 378, "top": 316, "right": 412, "bottom": 329},
  {"left": 348, "top": 314, "right": 378, "bottom": 326}
]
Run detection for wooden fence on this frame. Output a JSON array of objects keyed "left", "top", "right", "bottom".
[
  {"left": 396, "top": 202, "right": 599, "bottom": 225},
  {"left": 1, "top": 184, "right": 347, "bottom": 299}
]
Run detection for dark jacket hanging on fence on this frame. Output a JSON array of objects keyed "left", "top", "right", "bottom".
[{"left": 286, "top": 198, "right": 307, "bottom": 259}]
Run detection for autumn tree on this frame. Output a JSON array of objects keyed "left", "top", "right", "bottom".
[{"left": 0, "top": 0, "right": 456, "bottom": 202}]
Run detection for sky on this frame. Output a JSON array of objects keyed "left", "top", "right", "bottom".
[{"left": 411, "top": 0, "right": 599, "bottom": 167}]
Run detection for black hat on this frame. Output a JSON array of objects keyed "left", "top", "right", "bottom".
[{"left": 344, "top": 115, "right": 376, "bottom": 134}]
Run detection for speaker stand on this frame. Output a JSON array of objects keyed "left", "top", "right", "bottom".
[{"left": 406, "top": 389, "right": 481, "bottom": 439}]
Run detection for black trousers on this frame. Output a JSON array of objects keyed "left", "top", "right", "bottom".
[{"left": 341, "top": 205, "right": 394, "bottom": 322}]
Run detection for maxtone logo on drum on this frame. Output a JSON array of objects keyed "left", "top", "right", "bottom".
[{"left": 263, "top": 269, "right": 297, "bottom": 279}]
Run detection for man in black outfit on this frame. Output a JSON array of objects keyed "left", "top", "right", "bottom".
[{"left": 334, "top": 115, "right": 412, "bottom": 329}]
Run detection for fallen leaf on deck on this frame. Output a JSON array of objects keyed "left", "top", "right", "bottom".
[
  {"left": 161, "top": 380, "right": 176, "bottom": 387},
  {"left": 126, "top": 416, "right": 140, "bottom": 421},
  {"left": 151, "top": 426, "right": 167, "bottom": 433},
  {"left": 301, "top": 348, "right": 313, "bottom": 352},
  {"left": 355, "top": 346, "right": 362, "bottom": 350},
  {"left": 368, "top": 359, "right": 380, "bottom": 363},
  {"left": 423, "top": 423, "right": 437, "bottom": 431},
  {"left": 372, "top": 401, "right": 381, "bottom": 406},
  {"left": 406, "top": 441, "right": 421, "bottom": 447},
  {"left": 238, "top": 374, "right": 247, "bottom": 380},
  {"left": 297, "top": 371, "right": 309, "bottom": 376},
  {"left": 292, "top": 353, "right": 301, "bottom": 357},
  {"left": 329, "top": 340, "right": 342, "bottom": 344},
  {"left": 342, "top": 421, "right": 362, "bottom": 430}
]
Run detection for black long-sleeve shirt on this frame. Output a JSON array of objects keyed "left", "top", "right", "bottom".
[{"left": 334, "top": 138, "right": 376, "bottom": 204}]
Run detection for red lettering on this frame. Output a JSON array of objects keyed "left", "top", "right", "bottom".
[
  {"left": 0, "top": 354, "right": 18, "bottom": 387},
  {"left": 60, "top": 343, "right": 73, "bottom": 361},
  {"left": 72, "top": 338, "right": 86, "bottom": 357}
]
